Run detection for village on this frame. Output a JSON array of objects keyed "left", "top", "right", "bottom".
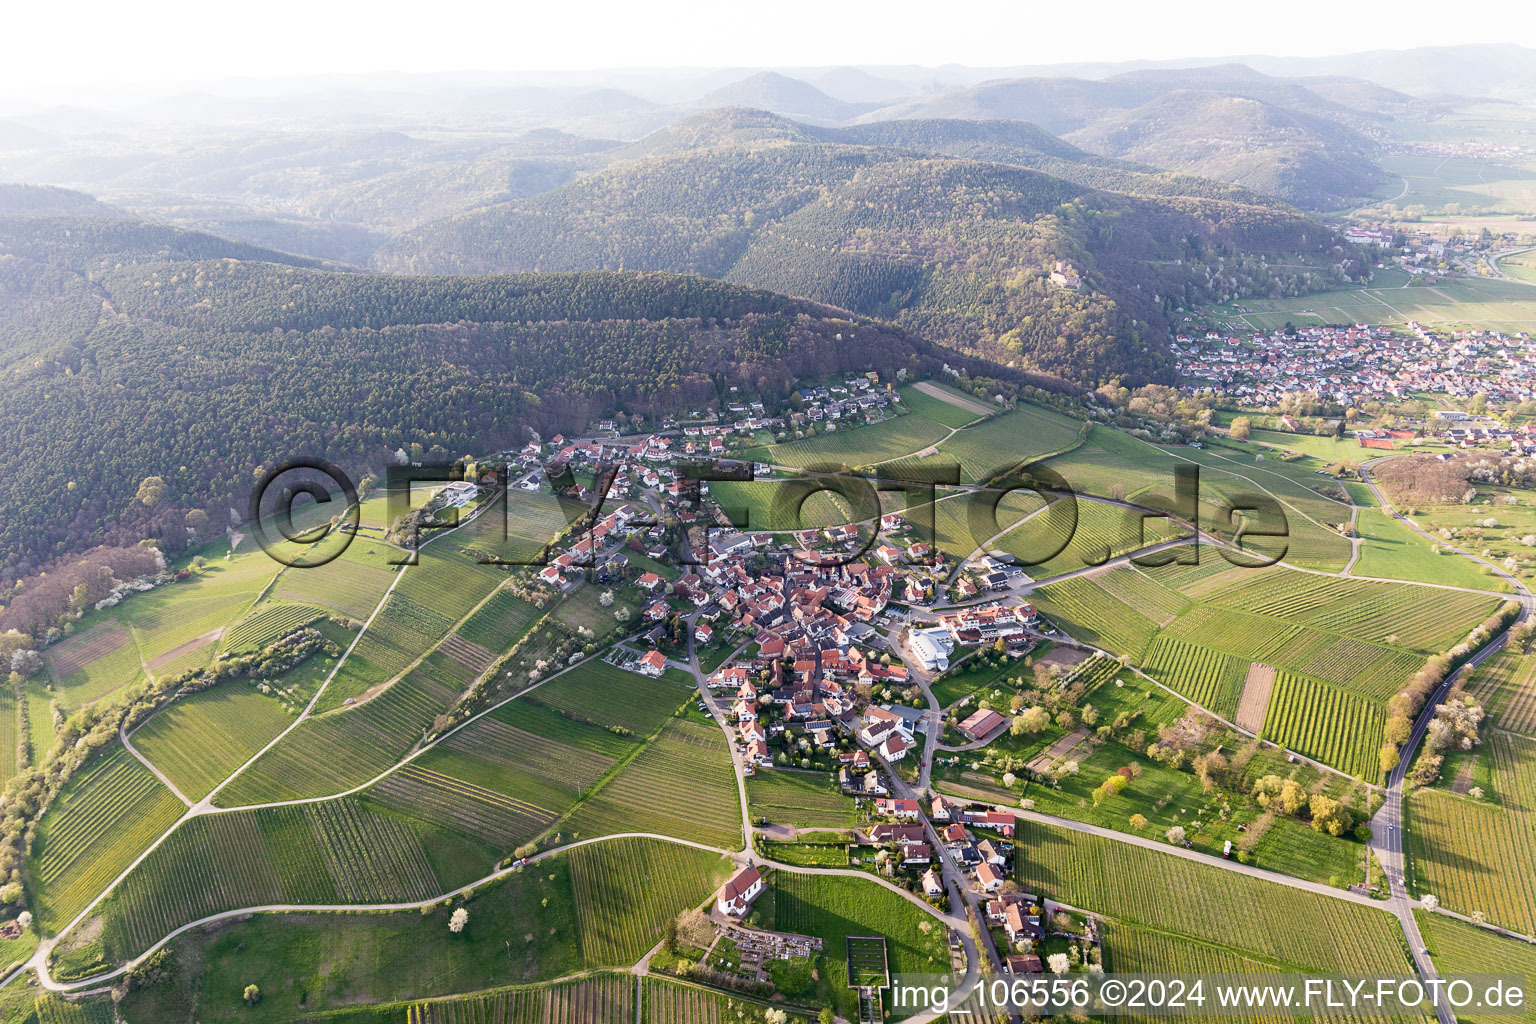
[{"left": 1173, "top": 320, "right": 1536, "bottom": 451}]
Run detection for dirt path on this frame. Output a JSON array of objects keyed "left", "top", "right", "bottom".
[{"left": 145, "top": 628, "right": 224, "bottom": 672}]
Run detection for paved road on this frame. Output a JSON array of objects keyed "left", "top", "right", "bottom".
[
  {"left": 685, "top": 631, "right": 980, "bottom": 1024},
  {"left": 14, "top": 453, "right": 1527, "bottom": 1008},
  {"left": 1359, "top": 457, "right": 1532, "bottom": 1024}
]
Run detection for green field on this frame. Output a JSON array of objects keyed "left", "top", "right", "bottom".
[
  {"left": 129, "top": 686, "right": 294, "bottom": 800},
  {"left": 1373, "top": 153, "right": 1536, "bottom": 214},
  {"left": 1017, "top": 819, "right": 1408, "bottom": 974},
  {"left": 1417, "top": 911, "right": 1536, "bottom": 1024},
  {"left": 1208, "top": 277, "right": 1536, "bottom": 335},
  {"left": 114, "top": 838, "right": 720, "bottom": 1023},
  {"left": 887, "top": 403, "right": 1083, "bottom": 484},
  {"left": 769, "top": 871, "right": 949, "bottom": 1020},
  {"left": 896, "top": 383, "right": 987, "bottom": 428},
  {"left": 1354, "top": 508, "right": 1501, "bottom": 590},
  {"left": 745, "top": 769, "right": 857, "bottom": 829},
  {"left": 744, "top": 413, "right": 951, "bottom": 471}
]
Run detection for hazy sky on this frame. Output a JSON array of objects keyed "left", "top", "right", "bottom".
[{"left": 7, "top": 0, "right": 1532, "bottom": 104}]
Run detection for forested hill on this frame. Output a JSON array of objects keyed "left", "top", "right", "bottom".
[
  {"left": 376, "top": 111, "right": 1369, "bottom": 383},
  {"left": 0, "top": 226, "right": 981, "bottom": 578}
]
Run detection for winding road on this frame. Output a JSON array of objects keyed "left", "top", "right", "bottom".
[{"left": 9, "top": 452, "right": 1531, "bottom": 1024}]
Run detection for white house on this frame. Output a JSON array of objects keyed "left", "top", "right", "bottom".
[
  {"left": 907, "top": 627, "right": 954, "bottom": 672},
  {"left": 441, "top": 481, "right": 478, "bottom": 507},
  {"left": 717, "top": 866, "right": 764, "bottom": 916}
]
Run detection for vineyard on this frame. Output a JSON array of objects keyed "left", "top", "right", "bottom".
[
  {"left": 456, "top": 588, "right": 542, "bottom": 652},
  {"left": 405, "top": 974, "right": 634, "bottom": 1024},
  {"left": 999, "top": 498, "right": 1181, "bottom": 579},
  {"left": 318, "top": 590, "right": 458, "bottom": 709},
  {"left": 1107, "top": 926, "right": 1423, "bottom": 1024},
  {"left": 214, "top": 652, "right": 467, "bottom": 804},
  {"left": 130, "top": 686, "right": 293, "bottom": 800},
  {"left": 1469, "top": 648, "right": 1536, "bottom": 736},
  {"left": 368, "top": 762, "right": 557, "bottom": 849},
  {"left": 564, "top": 718, "right": 741, "bottom": 849},
  {"left": 1416, "top": 911, "right": 1536, "bottom": 1024},
  {"left": 429, "top": 702, "right": 630, "bottom": 811},
  {"left": 746, "top": 413, "right": 953, "bottom": 471},
  {"left": 1029, "top": 576, "right": 1161, "bottom": 661},
  {"left": 528, "top": 661, "right": 692, "bottom": 735},
  {"left": 1015, "top": 819, "right": 1409, "bottom": 974},
  {"left": 0, "top": 691, "right": 17, "bottom": 782},
  {"left": 270, "top": 552, "right": 397, "bottom": 619},
  {"left": 566, "top": 836, "right": 729, "bottom": 964},
  {"left": 97, "top": 795, "right": 450, "bottom": 962},
  {"left": 918, "top": 404, "right": 1081, "bottom": 484},
  {"left": 31, "top": 995, "right": 115, "bottom": 1024},
  {"left": 898, "top": 383, "right": 986, "bottom": 427},
  {"left": 222, "top": 603, "right": 323, "bottom": 653},
  {"left": 746, "top": 769, "right": 858, "bottom": 829},
  {"left": 29, "top": 747, "right": 186, "bottom": 931},
  {"left": 644, "top": 977, "right": 801, "bottom": 1024},
  {"left": 1408, "top": 732, "right": 1536, "bottom": 936},
  {"left": 1143, "top": 638, "right": 1248, "bottom": 720},
  {"left": 1199, "top": 568, "right": 1497, "bottom": 653},
  {"left": 1261, "top": 672, "right": 1385, "bottom": 780},
  {"left": 1091, "top": 567, "right": 1192, "bottom": 625}
]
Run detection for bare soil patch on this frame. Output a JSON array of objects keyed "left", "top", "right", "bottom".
[
  {"left": 1037, "top": 647, "right": 1089, "bottom": 671},
  {"left": 146, "top": 628, "right": 224, "bottom": 672},
  {"left": 1026, "top": 727, "right": 1089, "bottom": 774},
  {"left": 439, "top": 632, "right": 496, "bottom": 674},
  {"left": 913, "top": 381, "right": 992, "bottom": 417},
  {"left": 1236, "top": 662, "right": 1277, "bottom": 733}
]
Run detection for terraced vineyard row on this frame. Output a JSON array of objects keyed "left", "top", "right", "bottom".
[
  {"left": 223, "top": 603, "right": 323, "bottom": 653},
  {"left": 1409, "top": 732, "right": 1536, "bottom": 936},
  {"left": 1261, "top": 672, "right": 1385, "bottom": 780},
  {"left": 564, "top": 718, "right": 741, "bottom": 849},
  {"left": 30, "top": 748, "right": 186, "bottom": 931},
  {"left": 405, "top": 974, "right": 634, "bottom": 1024},
  {"left": 567, "top": 837, "right": 728, "bottom": 965},
  {"left": 216, "top": 652, "right": 468, "bottom": 805},
  {"left": 1143, "top": 638, "right": 1247, "bottom": 720},
  {"left": 1014, "top": 819, "right": 1408, "bottom": 974},
  {"left": 1030, "top": 576, "right": 1160, "bottom": 661},
  {"left": 99, "top": 796, "right": 445, "bottom": 962}
]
